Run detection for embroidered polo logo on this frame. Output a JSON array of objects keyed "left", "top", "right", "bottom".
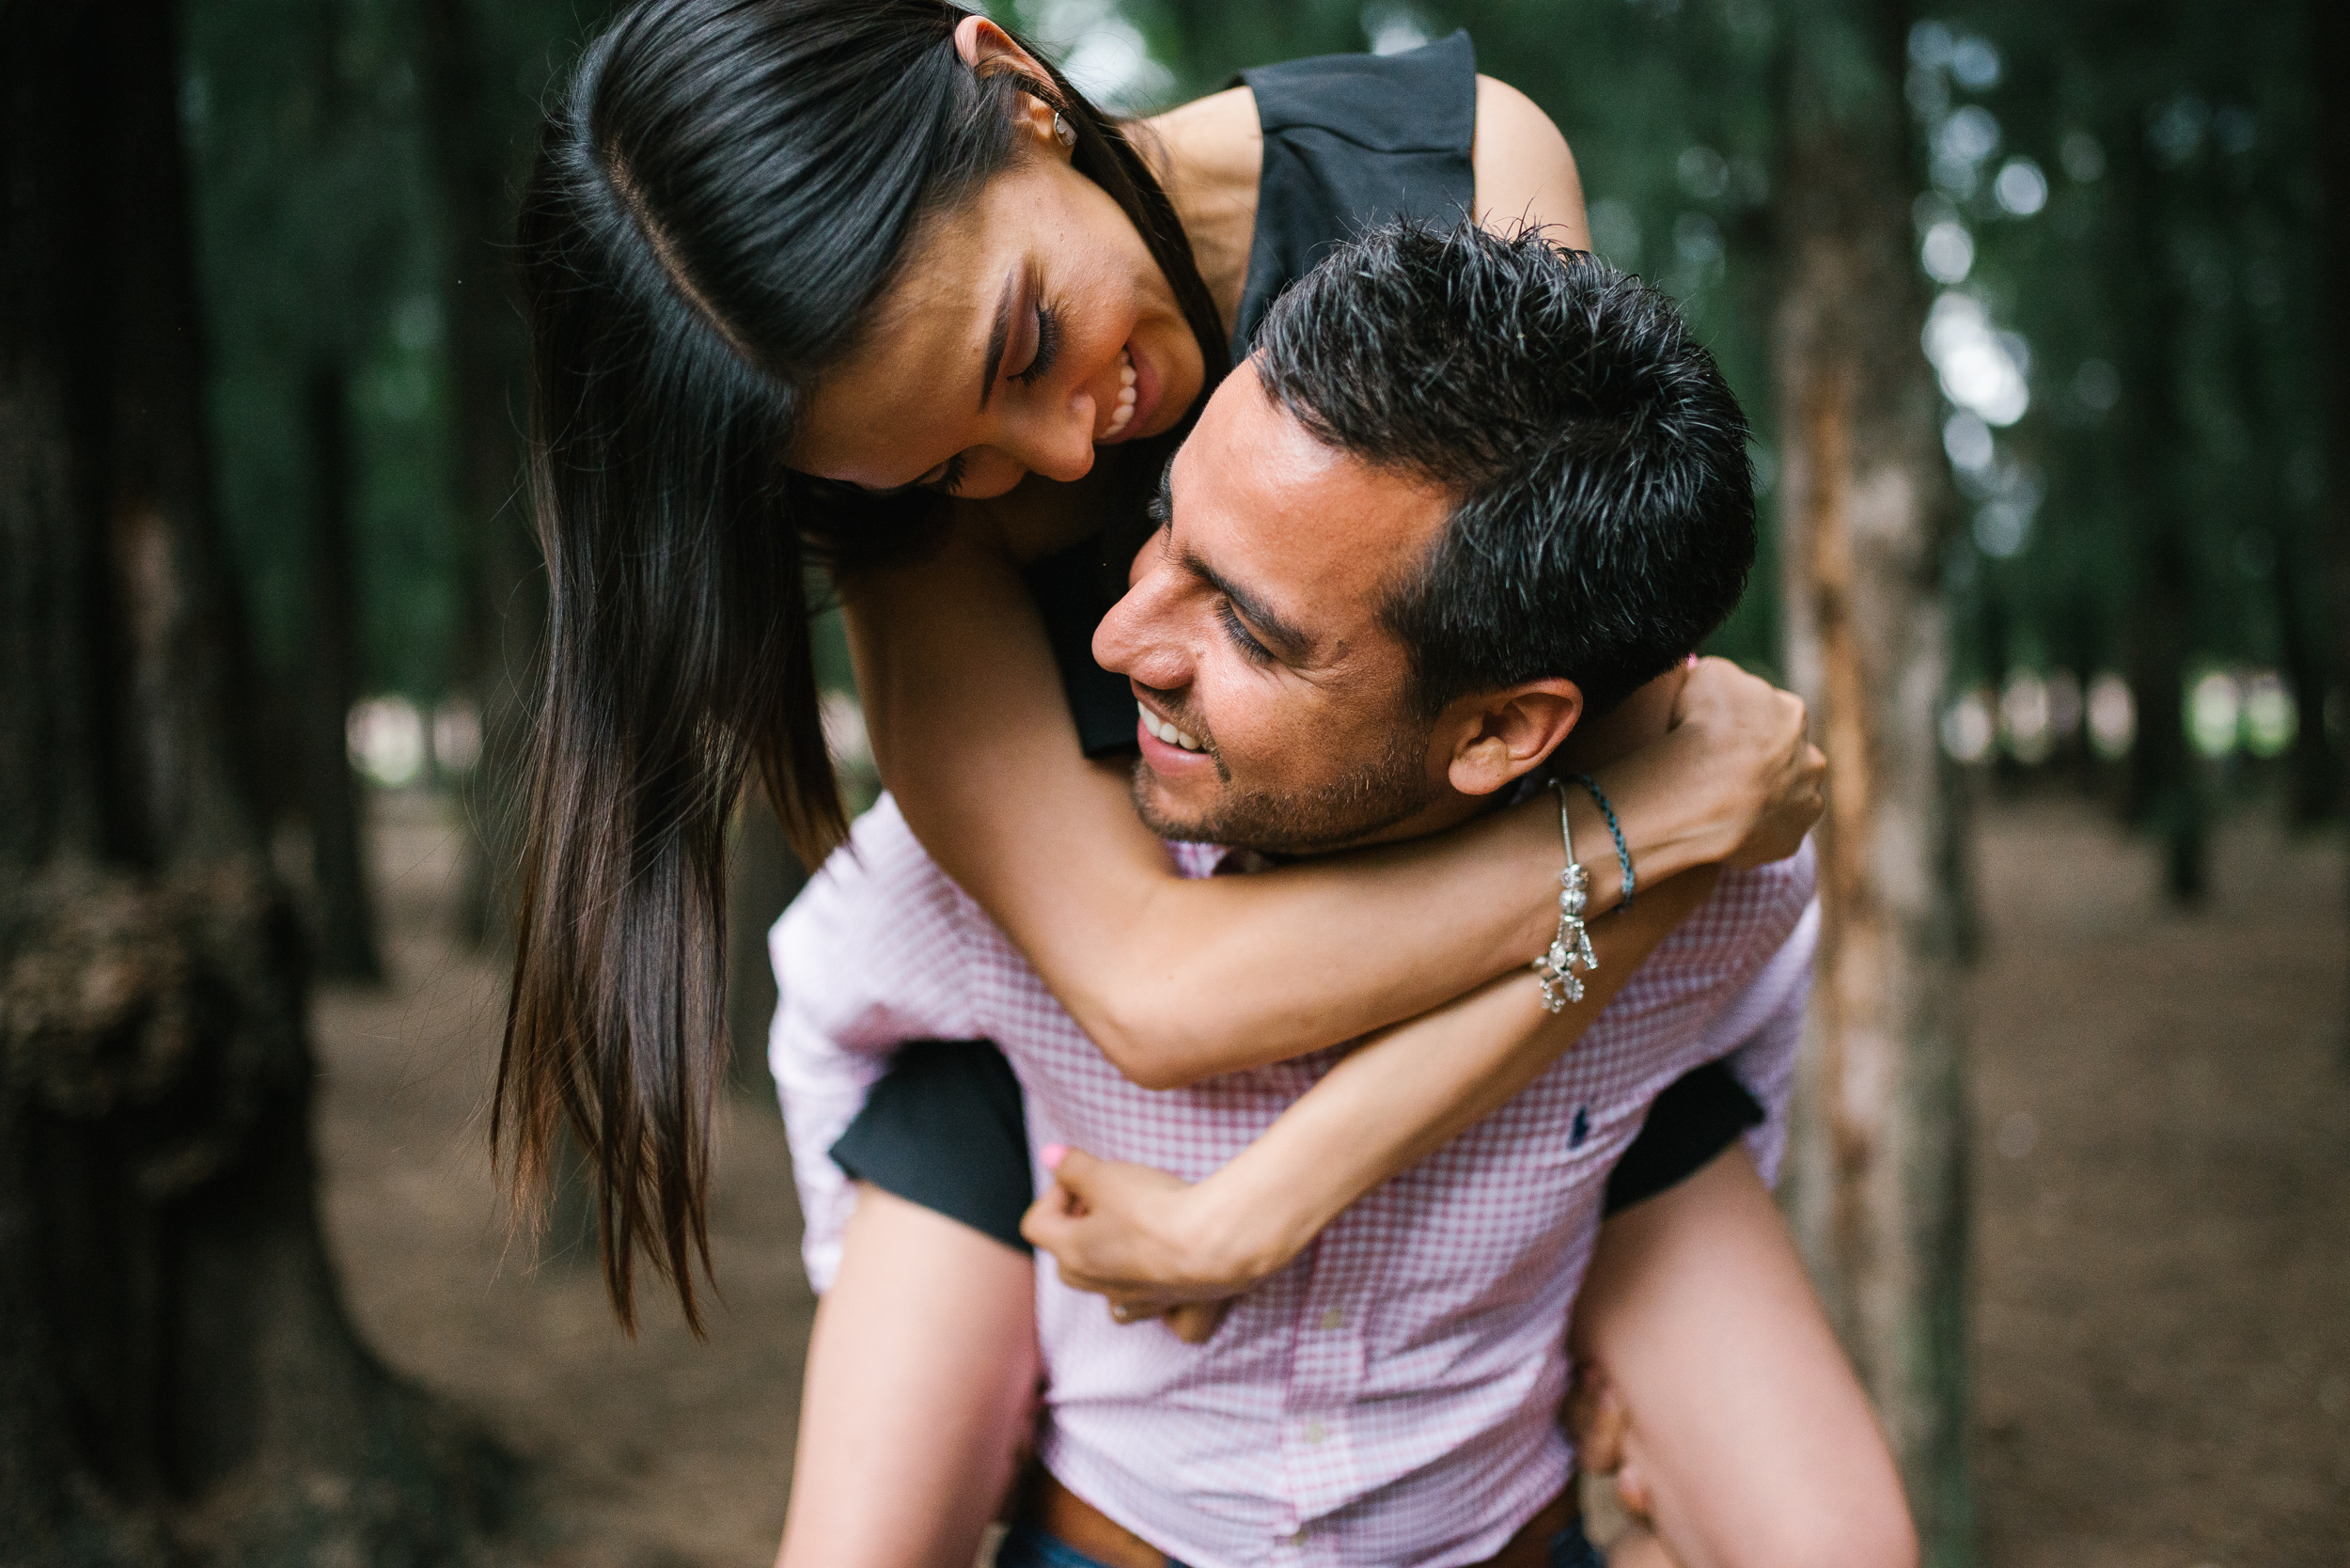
[{"left": 1570, "top": 1106, "right": 1590, "bottom": 1149}]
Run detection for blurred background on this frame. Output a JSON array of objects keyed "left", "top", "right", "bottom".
[{"left": 2, "top": 1, "right": 2344, "bottom": 1566}]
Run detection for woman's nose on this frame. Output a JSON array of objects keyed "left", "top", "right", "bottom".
[{"left": 1006, "top": 395, "right": 1099, "bottom": 484}]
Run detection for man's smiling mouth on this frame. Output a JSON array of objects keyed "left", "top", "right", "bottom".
[{"left": 1137, "top": 701, "right": 1206, "bottom": 753}]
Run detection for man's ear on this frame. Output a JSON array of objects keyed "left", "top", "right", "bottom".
[
  {"left": 952, "top": 16, "right": 1065, "bottom": 153},
  {"left": 1439, "top": 679, "right": 1584, "bottom": 798}
]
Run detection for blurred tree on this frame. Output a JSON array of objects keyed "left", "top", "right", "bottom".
[
  {"left": 2112, "top": 112, "right": 2207, "bottom": 902},
  {"left": 2314, "top": 0, "right": 2350, "bottom": 1053},
  {"left": 183, "top": 0, "right": 448, "bottom": 973},
  {"left": 1765, "top": 6, "right": 1971, "bottom": 1562},
  {"left": 300, "top": 356, "right": 384, "bottom": 978},
  {"left": 0, "top": 1, "right": 502, "bottom": 1560},
  {"left": 415, "top": 0, "right": 550, "bottom": 949}
]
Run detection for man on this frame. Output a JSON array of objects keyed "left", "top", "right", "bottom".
[{"left": 774, "top": 220, "right": 1910, "bottom": 1568}]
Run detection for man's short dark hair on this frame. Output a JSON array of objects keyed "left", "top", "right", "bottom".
[{"left": 1253, "top": 218, "right": 1756, "bottom": 716}]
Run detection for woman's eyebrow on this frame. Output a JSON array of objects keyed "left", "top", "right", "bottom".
[{"left": 978, "top": 265, "right": 1022, "bottom": 410}]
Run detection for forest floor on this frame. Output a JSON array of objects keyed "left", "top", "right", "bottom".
[{"left": 310, "top": 791, "right": 2350, "bottom": 1568}]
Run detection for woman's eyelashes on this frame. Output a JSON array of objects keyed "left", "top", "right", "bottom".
[
  {"left": 920, "top": 451, "right": 968, "bottom": 494},
  {"left": 1011, "top": 299, "right": 1063, "bottom": 387},
  {"left": 915, "top": 302, "right": 1059, "bottom": 493}
]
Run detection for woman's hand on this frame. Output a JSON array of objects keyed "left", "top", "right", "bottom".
[
  {"left": 1591, "top": 657, "right": 1823, "bottom": 879},
  {"left": 1677, "top": 656, "right": 1825, "bottom": 868},
  {"left": 1020, "top": 1146, "right": 1257, "bottom": 1344}
]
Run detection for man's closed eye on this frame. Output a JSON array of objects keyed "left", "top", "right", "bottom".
[{"left": 1218, "top": 602, "right": 1276, "bottom": 666}]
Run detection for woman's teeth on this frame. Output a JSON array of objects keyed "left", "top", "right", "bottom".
[
  {"left": 1138, "top": 701, "right": 1202, "bottom": 752},
  {"left": 1104, "top": 347, "right": 1138, "bottom": 436}
]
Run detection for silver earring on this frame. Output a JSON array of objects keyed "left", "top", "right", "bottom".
[{"left": 1053, "top": 110, "right": 1076, "bottom": 149}]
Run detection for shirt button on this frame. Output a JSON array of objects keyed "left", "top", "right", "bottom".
[
  {"left": 1319, "top": 1307, "right": 1344, "bottom": 1330},
  {"left": 1304, "top": 1420, "right": 1326, "bottom": 1444}
]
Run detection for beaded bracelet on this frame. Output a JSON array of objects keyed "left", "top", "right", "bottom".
[
  {"left": 1571, "top": 773, "right": 1635, "bottom": 910},
  {"left": 1531, "top": 778, "right": 1598, "bottom": 1012}
]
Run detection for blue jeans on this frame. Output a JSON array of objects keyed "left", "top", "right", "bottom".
[{"left": 994, "top": 1518, "right": 1607, "bottom": 1568}]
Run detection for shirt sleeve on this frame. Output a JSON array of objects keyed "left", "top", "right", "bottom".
[
  {"left": 766, "top": 794, "right": 982, "bottom": 1292},
  {"left": 768, "top": 959, "right": 885, "bottom": 1293},
  {"left": 1722, "top": 897, "right": 1819, "bottom": 1190}
]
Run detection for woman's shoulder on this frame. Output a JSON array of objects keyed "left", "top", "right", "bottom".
[
  {"left": 1140, "top": 84, "right": 1262, "bottom": 215},
  {"left": 1471, "top": 73, "right": 1588, "bottom": 243}
]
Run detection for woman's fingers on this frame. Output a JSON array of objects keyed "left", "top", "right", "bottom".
[
  {"left": 1100, "top": 1294, "right": 1230, "bottom": 1343},
  {"left": 1163, "top": 1300, "right": 1230, "bottom": 1343},
  {"left": 1564, "top": 1361, "right": 1631, "bottom": 1471},
  {"left": 1021, "top": 1147, "right": 1248, "bottom": 1335},
  {"left": 1668, "top": 656, "right": 1825, "bottom": 869}
]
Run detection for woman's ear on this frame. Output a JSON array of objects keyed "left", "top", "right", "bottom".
[{"left": 952, "top": 15, "right": 1066, "bottom": 155}]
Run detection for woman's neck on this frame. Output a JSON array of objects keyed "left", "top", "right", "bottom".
[{"left": 1136, "top": 86, "right": 1263, "bottom": 344}]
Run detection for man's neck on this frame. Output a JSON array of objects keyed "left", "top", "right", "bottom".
[{"left": 1554, "top": 663, "right": 1688, "bottom": 775}]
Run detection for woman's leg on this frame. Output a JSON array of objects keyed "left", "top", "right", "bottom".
[
  {"left": 776, "top": 1183, "right": 1042, "bottom": 1568},
  {"left": 1567, "top": 1146, "right": 1918, "bottom": 1568}
]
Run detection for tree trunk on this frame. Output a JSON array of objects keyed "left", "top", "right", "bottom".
[
  {"left": 299, "top": 360, "right": 383, "bottom": 980},
  {"left": 2225, "top": 290, "right": 2332, "bottom": 826},
  {"left": 0, "top": 3, "right": 504, "bottom": 1560},
  {"left": 1770, "top": 4, "right": 1972, "bottom": 1562},
  {"left": 2315, "top": 0, "right": 2350, "bottom": 1060},
  {"left": 2107, "top": 69, "right": 2206, "bottom": 903},
  {"left": 415, "top": 0, "right": 543, "bottom": 949}
]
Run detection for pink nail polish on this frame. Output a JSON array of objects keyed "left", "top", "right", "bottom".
[{"left": 1040, "top": 1143, "right": 1068, "bottom": 1170}]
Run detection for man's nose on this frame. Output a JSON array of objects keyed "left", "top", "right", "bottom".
[{"left": 1092, "top": 564, "right": 1189, "bottom": 690}]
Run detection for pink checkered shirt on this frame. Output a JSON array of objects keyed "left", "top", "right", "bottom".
[{"left": 771, "top": 794, "right": 1816, "bottom": 1568}]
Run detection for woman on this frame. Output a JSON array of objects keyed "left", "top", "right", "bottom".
[{"left": 498, "top": 5, "right": 1904, "bottom": 1566}]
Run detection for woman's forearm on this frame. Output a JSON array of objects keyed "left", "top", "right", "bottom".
[
  {"left": 1024, "top": 868, "right": 1723, "bottom": 1307},
  {"left": 847, "top": 518, "right": 1745, "bottom": 1088},
  {"left": 1183, "top": 869, "right": 1720, "bottom": 1281}
]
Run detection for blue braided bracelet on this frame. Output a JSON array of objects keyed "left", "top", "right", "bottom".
[{"left": 1571, "top": 774, "right": 1635, "bottom": 909}]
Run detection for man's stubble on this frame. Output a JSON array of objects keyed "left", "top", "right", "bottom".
[{"left": 1128, "top": 720, "right": 1438, "bottom": 856}]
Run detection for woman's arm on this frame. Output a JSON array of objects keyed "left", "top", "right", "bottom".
[
  {"left": 846, "top": 524, "right": 1809, "bottom": 1090},
  {"left": 1021, "top": 867, "right": 1724, "bottom": 1324}
]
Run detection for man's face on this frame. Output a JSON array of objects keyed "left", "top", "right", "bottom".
[{"left": 1089, "top": 365, "right": 1459, "bottom": 855}]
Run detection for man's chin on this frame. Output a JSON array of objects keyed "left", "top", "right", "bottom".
[{"left": 1128, "top": 769, "right": 1221, "bottom": 845}]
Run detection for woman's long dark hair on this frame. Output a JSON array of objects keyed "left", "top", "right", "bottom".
[{"left": 500, "top": 0, "right": 1229, "bottom": 1331}]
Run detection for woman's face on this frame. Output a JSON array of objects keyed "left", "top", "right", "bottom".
[{"left": 792, "top": 132, "right": 1206, "bottom": 502}]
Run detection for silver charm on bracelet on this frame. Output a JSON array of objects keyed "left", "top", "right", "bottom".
[{"left": 1532, "top": 779, "right": 1597, "bottom": 1012}]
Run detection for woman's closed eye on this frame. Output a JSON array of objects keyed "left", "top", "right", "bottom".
[
  {"left": 912, "top": 301, "right": 1063, "bottom": 493},
  {"left": 917, "top": 451, "right": 968, "bottom": 494},
  {"left": 1011, "top": 298, "right": 1063, "bottom": 387}
]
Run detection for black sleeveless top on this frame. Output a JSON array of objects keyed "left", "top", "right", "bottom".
[{"left": 1026, "top": 32, "right": 1480, "bottom": 758}]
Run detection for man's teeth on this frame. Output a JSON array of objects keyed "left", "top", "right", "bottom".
[
  {"left": 1104, "top": 347, "right": 1138, "bottom": 435},
  {"left": 1137, "top": 701, "right": 1201, "bottom": 752}
]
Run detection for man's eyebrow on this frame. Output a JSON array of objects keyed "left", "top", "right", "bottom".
[
  {"left": 1180, "top": 544, "right": 1313, "bottom": 660},
  {"left": 1151, "top": 458, "right": 1175, "bottom": 525},
  {"left": 978, "top": 266, "right": 1021, "bottom": 411}
]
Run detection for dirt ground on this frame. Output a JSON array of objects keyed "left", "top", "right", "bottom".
[{"left": 311, "top": 791, "right": 2350, "bottom": 1568}]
